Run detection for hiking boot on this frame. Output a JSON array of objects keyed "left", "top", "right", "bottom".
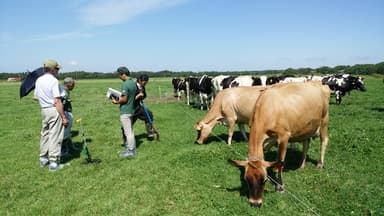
[
  {"left": 48, "top": 161, "right": 64, "bottom": 172},
  {"left": 146, "top": 123, "right": 154, "bottom": 137},
  {"left": 119, "top": 149, "right": 136, "bottom": 158},
  {"left": 40, "top": 157, "right": 49, "bottom": 167},
  {"left": 147, "top": 132, "right": 155, "bottom": 138}
]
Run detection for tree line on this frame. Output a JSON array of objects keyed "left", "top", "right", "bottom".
[{"left": 1, "top": 61, "right": 383, "bottom": 81}]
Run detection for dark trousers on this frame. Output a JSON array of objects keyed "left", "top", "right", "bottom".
[{"left": 132, "top": 106, "right": 153, "bottom": 125}]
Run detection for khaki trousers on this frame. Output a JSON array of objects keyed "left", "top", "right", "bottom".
[
  {"left": 40, "top": 107, "right": 64, "bottom": 162},
  {"left": 120, "top": 114, "right": 136, "bottom": 151}
]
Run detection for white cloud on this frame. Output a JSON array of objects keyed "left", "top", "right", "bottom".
[
  {"left": 68, "top": 60, "right": 79, "bottom": 66},
  {"left": 80, "top": 0, "right": 187, "bottom": 26}
]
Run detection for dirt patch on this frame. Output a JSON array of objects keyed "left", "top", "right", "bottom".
[{"left": 146, "top": 96, "right": 184, "bottom": 104}]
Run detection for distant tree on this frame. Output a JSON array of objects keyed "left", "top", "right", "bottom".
[
  {"left": 283, "top": 68, "right": 295, "bottom": 75},
  {"left": 317, "top": 66, "right": 332, "bottom": 74},
  {"left": 374, "top": 62, "right": 384, "bottom": 74},
  {"left": 2, "top": 61, "right": 383, "bottom": 80}
]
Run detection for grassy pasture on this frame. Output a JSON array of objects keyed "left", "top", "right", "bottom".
[{"left": 0, "top": 76, "right": 383, "bottom": 215}]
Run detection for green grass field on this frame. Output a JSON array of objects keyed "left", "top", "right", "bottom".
[{"left": 1, "top": 76, "right": 383, "bottom": 215}]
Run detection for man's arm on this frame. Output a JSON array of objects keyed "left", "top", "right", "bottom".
[
  {"left": 54, "top": 97, "right": 68, "bottom": 126},
  {"left": 112, "top": 95, "right": 128, "bottom": 104}
]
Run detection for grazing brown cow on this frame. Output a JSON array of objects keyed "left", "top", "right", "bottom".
[
  {"left": 195, "top": 86, "right": 267, "bottom": 145},
  {"left": 231, "top": 81, "right": 330, "bottom": 207}
]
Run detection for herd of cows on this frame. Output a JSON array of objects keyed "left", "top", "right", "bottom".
[
  {"left": 172, "top": 73, "right": 366, "bottom": 108},
  {"left": 171, "top": 73, "right": 366, "bottom": 207}
]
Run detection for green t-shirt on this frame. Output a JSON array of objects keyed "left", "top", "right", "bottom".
[{"left": 120, "top": 77, "right": 137, "bottom": 115}]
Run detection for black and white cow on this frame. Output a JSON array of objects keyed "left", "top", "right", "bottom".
[
  {"left": 184, "top": 76, "right": 200, "bottom": 105},
  {"left": 184, "top": 75, "right": 213, "bottom": 110},
  {"left": 197, "top": 75, "right": 213, "bottom": 110},
  {"left": 229, "top": 76, "right": 255, "bottom": 87},
  {"left": 221, "top": 76, "right": 237, "bottom": 89},
  {"left": 221, "top": 75, "right": 280, "bottom": 89},
  {"left": 265, "top": 76, "right": 281, "bottom": 85},
  {"left": 322, "top": 74, "right": 366, "bottom": 104},
  {"left": 172, "top": 78, "right": 186, "bottom": 100},
  {"left": 211, "top": 75, "right": 230, "bottom": 97}
]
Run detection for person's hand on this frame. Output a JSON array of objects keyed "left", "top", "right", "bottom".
[
  {"left": 111, "top": 97, "right": 117, "bottom": 104},
  {"left": 62, "top": 116, "right": 69, "bottom": 127}
]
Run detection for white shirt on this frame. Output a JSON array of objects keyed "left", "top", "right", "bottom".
[{"left": 34, "top": 73, "right": 61, "bottom": 108}]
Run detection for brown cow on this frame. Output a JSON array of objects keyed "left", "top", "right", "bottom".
[
  {"left": 231, "top": 81, "right": 330, "bottom": 207},
  {"left": 195, "top": 86, "right": 268, "bottom": 145}
]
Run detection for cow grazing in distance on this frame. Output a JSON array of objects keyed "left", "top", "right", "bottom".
[
  {"left": 322, "top": 74, "right": 366, "bottom": 104},
  {"left": 195, "top": 86, "right": 268, "bottom": 145},
  {"left": 230, "top": 82, "right": 330, "bottom": 207}
]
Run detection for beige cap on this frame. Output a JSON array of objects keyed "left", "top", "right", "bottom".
[
  {"left": 44, "top": 59, "right": 61, "bottom": 69},
  {"left": 64, "top": 77, "right": 74, "bottom": 84}
]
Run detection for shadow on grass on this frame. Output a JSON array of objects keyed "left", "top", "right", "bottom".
[
  {"left": 118, "top": 133, "right": 157, "bottom": 149},
  {"left": 60, "top": 138, "right": 93, "bottom": 164},
  {"left": 371, "top": 107, "right": 384, "bottom": 112},
  {"left": 226, "top": 166, "right": 248, "bottom": 197},
  {"left": 264, "top": 148, "right": 318, "bottom": 171},
  {"left": 200, "top": 131, "right": 248, "bottom": 145},
  {"left": 71, "top": 130, "right": 79, "bottom": 138}
]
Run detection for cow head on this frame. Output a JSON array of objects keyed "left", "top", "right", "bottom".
[
  {"left": 194, "top": 121, "right": 213, "bottom": 144},
  {"left": 230, "top": 159, "right": 276, "bottom": 207},
  {"left": 353, "top": 76, "right": 366, "bottom": 92}
]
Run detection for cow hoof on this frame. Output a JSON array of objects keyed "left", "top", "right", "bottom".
[
  {"left": 316, "top": 163, "right": 324, "bottom": 169},
  {"left": 250, "top": 202, "right": 262, "bottom": 208},
  {"left": 195, "top": 140, "right": 202, "bottom": 145}
]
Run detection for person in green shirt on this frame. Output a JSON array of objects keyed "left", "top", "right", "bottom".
[
  {"left": 111, "top": 66, "right": 138, "bottom": 158},
  {"left": 61, "top": 77, "right": 80, "bottom": 156}
]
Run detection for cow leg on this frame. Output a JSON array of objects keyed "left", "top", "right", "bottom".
[
  {"left": 227, "top": 118, "right": 236, "bottom": 146},
  {"left": 238, "top": 123, "right": 248, "bottom": 141},
  {"left": 317, "top": 120, "right": 329, "bottom": 168},
  {"left": 199, "top": 93, "right": 203, "bottom": 110},
  {"left": 275, "top": 134, "right": 289, "bottom": 192},
  {"left": 299, "top": 139, "right": 309, "bottom": 169},
  {"left": 336, "top": 91, "right": 341, "bottom": 105}
]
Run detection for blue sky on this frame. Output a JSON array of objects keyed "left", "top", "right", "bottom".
[{"left": 1, "top": 0, "right": 383, "bottom": 73}]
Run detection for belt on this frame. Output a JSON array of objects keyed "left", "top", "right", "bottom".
[{"left": 42, "top": 106, "right": 55, "bottom": 109}]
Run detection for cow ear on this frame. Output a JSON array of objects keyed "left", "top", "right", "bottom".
[
  {"left": 262, "top": 160, "right": 278, "bottom": 168},
  {"left": 228, "top": 159, "right": 248, "bottom": 168}
]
